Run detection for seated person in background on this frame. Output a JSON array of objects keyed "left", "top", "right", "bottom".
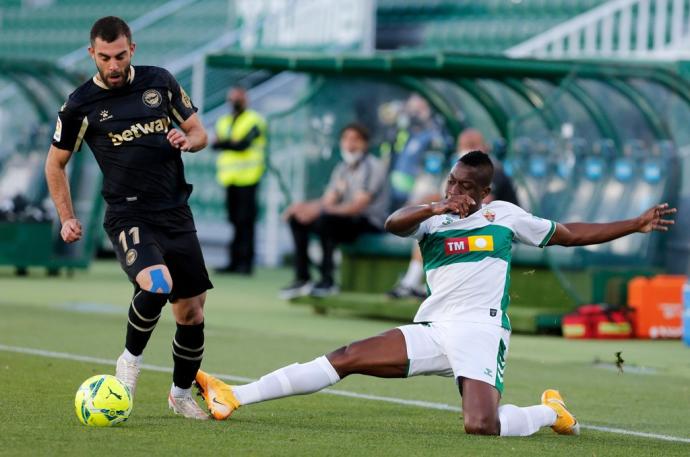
[
  {"left": 388, "top": 128, "right": 519, "bottom": 299},
  {"left": 280, "top": 123, "right": 389, "bottom": 299},
  {"left": 461, "top": 129, "right": 519, "bottom": 205},
  {"left": 389, "top": 94, "right": 449, "bottom": 210}
]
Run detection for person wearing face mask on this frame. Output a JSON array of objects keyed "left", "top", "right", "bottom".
[
  {"left": 212, "top": 87, "right": 267, "bottom": 275},
  {"left": 279, "top": 123, "right": 389, "bottom": 299},
  {"left": 389, "top": 94, "right": 449, "bottom": 210}
]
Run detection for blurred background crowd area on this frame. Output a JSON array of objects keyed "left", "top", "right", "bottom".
[{"left": 1, "top": 0, "right": 690, "bottom": 283}]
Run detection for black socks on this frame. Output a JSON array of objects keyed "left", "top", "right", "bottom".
[
  {"left": 125, "top": 289, "right": 169, "bottom": 356},
  {"left": 172, "top": 322, "right": 205, "bottom": 389}
]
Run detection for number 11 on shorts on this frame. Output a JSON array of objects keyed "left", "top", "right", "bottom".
[{"left": 118, "top": 227, "right": 140, "bottom": 252}]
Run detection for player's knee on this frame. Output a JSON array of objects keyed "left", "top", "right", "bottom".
[
  {"left": 463, "top": 415, "right": 500, "bottom": 436},
  {"left": 136, "top": 265, "right": 173, "bottom": 294},
  {"left": 327, "top": 343, "right": 364, "bottom": 377},
  {"left": 172, "top": 295, "right": 205, "bottom": 325},
  {"left": 175, "top": 307, "right": 203, "bottom": 325},
  {"left": 175, "top": 306, "right": 204, "bottom": 325},
  {"left": 326, "top": 346, "right": 349, "bottom": 377}
]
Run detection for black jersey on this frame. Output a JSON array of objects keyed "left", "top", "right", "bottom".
[{"left": 52, "top": 65, "right": 197, "bottom": 214}]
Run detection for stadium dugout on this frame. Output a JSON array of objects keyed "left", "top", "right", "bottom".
[{"left": 202, "top": 51, "right": 690, "bottom": 331}]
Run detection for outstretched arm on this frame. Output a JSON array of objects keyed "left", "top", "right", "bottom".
[
  {"left": 548, "top": 203, "right": 676, "bottom": 247},
  {"left": 385, "top": 195, "right": 476, "bottom": 237}
]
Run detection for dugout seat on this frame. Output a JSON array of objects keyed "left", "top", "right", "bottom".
[
  {"left": 582, "top": 139, "right": 677, "bottom": 266},
  {"left": 540, "top": 137, "right": 585, "bottom": 219},
  {"left": 504, "top": 136, "right": 536, "bottom": 211},
  {"left": 340, "top": 233, "right": 415, "bottom": 293},
  {"left": 512, "top": 138, "right": 612, "bottom": 268}
]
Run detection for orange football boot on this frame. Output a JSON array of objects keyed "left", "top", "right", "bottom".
[
  {"left": 541, "top": 389, "right": 580, "bottom": 435},
  {"left": 195, "top": 370, "right": 241, "bottom": 420}
]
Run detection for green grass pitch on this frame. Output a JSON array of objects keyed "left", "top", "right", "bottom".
[{"left": 1, "top": 261, "right": 689, "bottom": 456}]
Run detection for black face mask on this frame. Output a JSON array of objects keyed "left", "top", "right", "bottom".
[
  {"left": 232, "top": 102, "right": 244, "bottom": 112},
  {"left": 410, "top": 114, "right": 427, "bottom": 128}
]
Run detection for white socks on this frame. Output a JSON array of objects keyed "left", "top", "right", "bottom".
[
  {"left": 233, "top": 356, "right": 341, "bottom": 405},
  {"left": 121, "top": 348, "right": 142, "bottom": 363},
  {"left": 171, "top": 384, "right": 192, "bottom": 398},
  {"left": 400, "top": 259, "right": 424, "bottom": 289},
  {"left": 498, "top": 404, "right": 557, "bottom": 436}
]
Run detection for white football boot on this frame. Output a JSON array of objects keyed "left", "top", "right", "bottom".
[
  {"left": 168, "top": 387, "right": 209, "bottom": 420},
  {"left": 115, "top": 354, "right": 141, "bottom": 399}
]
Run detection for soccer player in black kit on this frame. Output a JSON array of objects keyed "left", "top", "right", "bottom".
[{"left": 45, "top": 16, "right": 212, "bottom": 420}]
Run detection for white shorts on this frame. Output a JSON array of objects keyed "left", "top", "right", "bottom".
[{"left": 398, "top": 321, "right": 510, "bottom": 394}]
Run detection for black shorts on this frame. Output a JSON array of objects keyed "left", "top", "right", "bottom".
[{"left": 105, "top": 217, "right": 213, "bottom": 302}]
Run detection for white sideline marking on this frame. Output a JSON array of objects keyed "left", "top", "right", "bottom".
[{"left": 2, "top": 344, "right": 689, "bottom": 444}]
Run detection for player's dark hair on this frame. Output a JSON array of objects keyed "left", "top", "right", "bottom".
[
  {"left": 340, "top": 122, "right": 370, "bottom": 143},
  {"left": 458, "top": 150, "right": 494, "bottom": 186},
  {"left": 90, "top": 16, "right": 132, "bottom": 45}
]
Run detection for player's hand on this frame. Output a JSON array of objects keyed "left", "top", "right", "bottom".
[
  {"left": 60, "top": 218, "right": 82, "bottom": 243},
  {"left": 431, "top": 194, "right": 476, "bottom": 217},
  {"left": 637, "top": 203, "right": 676, "bottom": 233},
  {"left": 167, "top": 128, "right": 191, "bottom": 151}
]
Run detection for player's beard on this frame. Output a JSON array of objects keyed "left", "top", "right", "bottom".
[{"left": 98, "top": 64, "right": 131, "bottom": 89}]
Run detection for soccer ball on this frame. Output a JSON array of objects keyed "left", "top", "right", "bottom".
[{"left": 74, "top": 374, "right": 132, "bottom": 426}]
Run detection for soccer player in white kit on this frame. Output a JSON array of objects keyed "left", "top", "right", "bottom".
[{"left": 195, "top": 151, "right": 676, "bottom": 436}]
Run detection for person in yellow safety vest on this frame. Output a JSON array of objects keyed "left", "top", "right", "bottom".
[{"left": 212, "top": 87, "right": 266, "bottom": 275}]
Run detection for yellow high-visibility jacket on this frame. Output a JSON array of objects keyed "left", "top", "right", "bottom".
[{"left": 215, "top": 109, "right": 266, "bottom": 187}]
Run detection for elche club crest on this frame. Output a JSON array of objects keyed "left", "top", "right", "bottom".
[{"left": 483, "top": 209, "right": 496, "bottom": 222}]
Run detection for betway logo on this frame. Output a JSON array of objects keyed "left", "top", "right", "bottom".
[
  {"left": 444, "top": 235, "right": 494, "bottom": 255},
  {"left": 108, "top": 117, "right": 171, "bottom": 146}
]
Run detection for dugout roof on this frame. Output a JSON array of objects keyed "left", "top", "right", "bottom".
[{"left": 206, "top": 51, "right": 690, "bottom": 149}]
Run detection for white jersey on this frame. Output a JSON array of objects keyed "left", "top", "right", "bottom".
[{"left": 408, "top": 200, "right": 556, "bottom": 330}]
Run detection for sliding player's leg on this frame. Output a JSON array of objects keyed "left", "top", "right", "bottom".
[
  {"left": 449, "top": 323, "right": 578, "bottom": 436},
  {"left": 461, "top": 379, "right": 579, "bottom": 436},
  {"left": 196, "top": 328, "right": 411, "bottom": 420}
]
